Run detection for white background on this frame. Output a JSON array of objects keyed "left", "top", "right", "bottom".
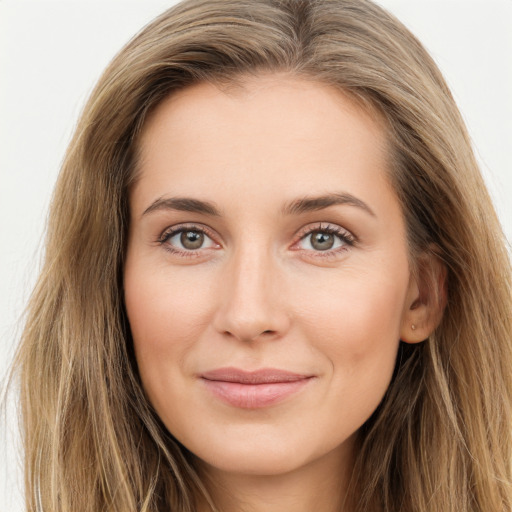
[{"left": 1, "top": 1, "right": 511, "bottom": 510}]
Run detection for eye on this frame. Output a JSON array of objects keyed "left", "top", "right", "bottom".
[
  {"left": 159, "top": 225, "right": 218, "bottom": 253},
  {"left": 295, "top": 224, "right": 355, "bottom": 253},
  {"left": 302, "top": 231, "right": 340, "bottom": 251}
]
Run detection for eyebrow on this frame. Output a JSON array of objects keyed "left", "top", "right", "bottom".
[
  {"left": 141, "top": 192, "right": 375, "bottom": 219},
  {"left": 142, "top": 197, "right": 221, "bottom": 217},
  {"left": 282, "top": 193, "right": 376, "bottom": 217}
]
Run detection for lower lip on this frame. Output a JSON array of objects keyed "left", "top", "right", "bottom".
[{"left": 201, "top": 378, "right": 313, "bottom": 409}]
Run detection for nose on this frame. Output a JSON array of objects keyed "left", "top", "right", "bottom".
[{"left": 213, "top": 243, "right": 290, "bottom": 342}]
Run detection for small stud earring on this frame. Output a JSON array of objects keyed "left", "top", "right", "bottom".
[{"left": 411, "top": 324, "right": 416, "bottom": 330}]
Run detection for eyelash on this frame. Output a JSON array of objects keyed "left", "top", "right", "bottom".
[
  {"left": 293, "top": 223, "right": 356, "bottom": 258},
  {"left": 157, "top": 222, "right": 356, "bottom": 258},
  {"left": 158, "top": 223, "right": 219, "bottom": 258}
]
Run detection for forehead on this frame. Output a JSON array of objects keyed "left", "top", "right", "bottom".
[
  {"left": 138, "top": 74, "right": 388, "bottom": 155},
  {"left": 132, "top": 75, "right": 394, "bottom": 217}
]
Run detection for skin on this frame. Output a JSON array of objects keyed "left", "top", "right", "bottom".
[{"left": 124, "top": 75, "right": 435, "bottom": 512}]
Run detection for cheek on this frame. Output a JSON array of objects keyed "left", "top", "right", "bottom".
[
  {"left": 305, "top": 281, "right": 403, "bottom": 437},
  {"left": 299, "top": 269, "right": 406, "bottom": 347},
  {"left": 123, "top": 260, "right": 221, "bottom": 430},
  {"left": 123, "top": 260, "right": 214, "bottom": 377},
  {"left": 296, "top": 269, "right": 406, "bottom": 396}
]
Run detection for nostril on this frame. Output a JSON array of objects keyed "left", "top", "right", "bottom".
[{"left": 223, "top": 329, "right": 277, "bottom": 341}]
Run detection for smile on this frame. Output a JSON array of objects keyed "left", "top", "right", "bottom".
[{"left": 200, "top": 368, "right": 315, "bottom": 409}]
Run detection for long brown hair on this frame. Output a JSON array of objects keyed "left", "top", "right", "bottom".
[{"left": 14, "top": 1, "right": 512, "bottom": 510}]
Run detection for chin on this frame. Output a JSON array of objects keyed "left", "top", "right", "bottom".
[
  {"left": 180, "top": 423, "right": 355, "bottom": 478},
  {"left": 196, "top": 444, "right": 312, "bottom": 476}
]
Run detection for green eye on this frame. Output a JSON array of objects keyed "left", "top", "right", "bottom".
[
  {"left": 299, "top": 229, "right": 348, "bottom": 252},
  {"left": 180, "top": 231, "right": 205, "bottom": 250},
  {"left": 162, "top": 228, "right": 216, "bottom": 252},
  {"left": 309, "top": 231, "right": 336, "bottom": 251}
]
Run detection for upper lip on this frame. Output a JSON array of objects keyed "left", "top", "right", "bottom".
[{"left": 200, "top": 367, "right": 313, "bottom": 384}]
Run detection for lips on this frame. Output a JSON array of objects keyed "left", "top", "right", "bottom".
[{"left": 200, "top": 367, "right": 314, "bottom": 409}]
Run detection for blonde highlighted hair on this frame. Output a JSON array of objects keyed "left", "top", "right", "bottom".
[{"left": 14, "top": 0, "right": 512, "bottom": 510}]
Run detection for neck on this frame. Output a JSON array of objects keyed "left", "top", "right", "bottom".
[{"left": 194, "top": 439, "right": 356, "bottom": 512}]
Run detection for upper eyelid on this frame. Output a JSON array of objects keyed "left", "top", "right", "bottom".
[
  {"left": 159, "top": 223, "right": 217, "bottom": 242},
  {"left": 294, "top": 222, "right": 356, "bottom": 241}
]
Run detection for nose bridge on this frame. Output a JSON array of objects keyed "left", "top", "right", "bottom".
[{"left": 214, "top": 238, "right": 288, "bottom": 341}]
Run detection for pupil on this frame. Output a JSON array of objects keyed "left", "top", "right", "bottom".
[
  {"left": 311, "top": 232, "right": 334, "bottom": 251},
  {"left": 181, "top": 231, "right": 204, "bottom": 249}
]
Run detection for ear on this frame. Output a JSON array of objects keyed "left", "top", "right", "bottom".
[{"left": 400, "top": 248, "right": 447, "bottom": 344}]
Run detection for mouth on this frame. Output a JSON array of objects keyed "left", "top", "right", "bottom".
[{"left": 199, "top": 367, "right": 315, "bottom": 409}]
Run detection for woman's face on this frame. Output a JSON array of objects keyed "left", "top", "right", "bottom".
[{"left": 124, "top": 75, "right": 419, "bottom": 478}]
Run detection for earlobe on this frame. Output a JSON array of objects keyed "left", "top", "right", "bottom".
[
  {"left": 400, "top": 320, "right": 426, "bottom": 344},
  {"left": 400, "top": 249, "right": 447, "bottom": 344}
]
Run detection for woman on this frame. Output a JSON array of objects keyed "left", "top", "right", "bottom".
[{"left": 14, "top": 0, "right": 512, "bottom": 511}]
